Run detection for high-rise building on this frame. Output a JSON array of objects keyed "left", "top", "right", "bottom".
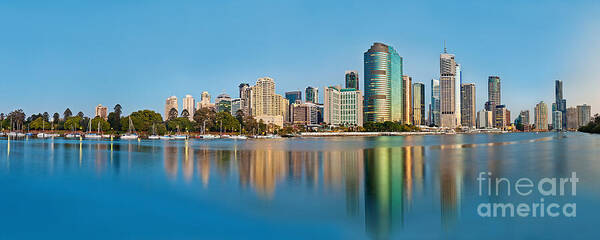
[
  {"left": 340, "top": 88, "right": 363, "bottom": 127},
  {"left": 535, "top": 101, "right": 548, "bottom": 131},
  {"left": 460, "top": 83, "right": 476, "bottom": 127},
  {"left": 231, "top": 98, "right": 242, "bottom": 116},
  {"left": 520, "top": 110, "right": 530, "bottom": 125},
  {"left": 95, "top": 104, "right": 108, "bottom": 120},
  {"left": 285, "top": 91, "right": 302, "bottom": 104},
  {"left": 566, "top": 107, "right": 578, "bottom": 130},
  {"left": 401, "top": 75, "right": 412, "bottom": 124},
  {"left": 412, "top": 83, "right": 425, "bottom": 126},
  {"left": 552, "top": 111, "right": 563, "bottom": 131},
  {"left": 196, "top": 91, "right": 215, "bottom": 110},
  {"left": 488, "top": 76, "right": 501, "bottom": 108},
  {"left": 291, "top": 102, "right": 319, "bottom": 126},
  {"left": 477, "top": 110, "right": 493, "bottom": 129},
  {"left": 555, "top": 80, "right": 567, "bottom": 129},
  {"left": 455, "top": 64, "right": 462, "bottom": 126},
  {"left": 215, "top": 93, "right": 232, "bottom": 113},
  {"left": 305, "top": 86, "right": 319, "bottom": 104},
  {"left": 431, "top": 79, "right": 440, "bottom": 126},
  {"left": 239, "top": 83, "right": 251, "bottom": 114},
  {"left": 363, "top": 42, "right": 402, "bottom": 122},
  {"left": 165, "top": 96, "right": 178, "bottom": 120},
  {"left": 182, "top": 94, "right": 195, "bottom": 120},
  {"left": 577, "top": 104, "right": 592, "bottom": 127},
  {"left": 440, "top": 49, "right": 457, "bottom": 128},
  {"left": 323, "top": 86, "right": 341, "bottom": 125},
  {"left": 495, "top": 105, "right": 508, "bottom": 129},
  {"left": 250, "top": 77, "right": 288, "bottom": 127},
  {"left": 345, "top": 70, "right": 359, "bottom": 90}
]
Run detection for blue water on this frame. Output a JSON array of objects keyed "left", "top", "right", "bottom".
[{"left": 0, "top": 133, "right": 598, "bottom": 239}]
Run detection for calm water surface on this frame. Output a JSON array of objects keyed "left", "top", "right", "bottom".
[{"left": 1, "top": 133, "right": 599, "bottom": 239}]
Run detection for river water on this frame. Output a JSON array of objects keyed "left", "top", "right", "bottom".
[{"left": 0, "top": 132, "right": 598, "bottom": 239}]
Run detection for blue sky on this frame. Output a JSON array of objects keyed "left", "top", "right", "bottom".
[{"left": 1, "top": 0, "right": 599, "bottom": 118}]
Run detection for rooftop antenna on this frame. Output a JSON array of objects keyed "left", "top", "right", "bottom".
[{"left": 443, "top": 40, "right": 447, "bottom": 53}]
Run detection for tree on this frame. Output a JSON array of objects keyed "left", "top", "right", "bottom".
[
  {"left": 64, "top": 116, "right": 82, "bottom": 131},
  {"left": 193, "top": 108, "right": 216, "bottom": 132},
  {"left": 7, "top": 109, "right": 26, "bottom": 130},
  {"left": 168, "top": 108, "right": 178, "bottom": 121},
  {"left": 77, "top": 111, "right": 84, "bottom": 118},
  {"left": 114, "top": 104, "right": 122, "bottom": 116},
  {"left": 90, "top": 117, "right": 111, "bottom": 132},
  {"left": 53, "top": 113, "right": 60, "bottom": 124},
  {"left": 64, "top": 108, "right": 72, "bottom": 119},
  {"left": 181, "top": 109, "right": 190, "bottom": 119},
  {"left": 166, "top": 117, "right": 194, "bottom": 132},
  {"left": 30, "top": 117, "right": 50, "bottom": 130},
  {"left": 120, "top": 110, "right": 165, "bottom": 132},
  {"left": 215, "top": 112, "right": 240, "bottom": 132},
  {"left": 42, "top": 112, "right": 50, "bottom": 122}
]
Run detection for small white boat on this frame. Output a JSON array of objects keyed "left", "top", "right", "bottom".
[
  {"left": 0, "top": 132, "right": 5, "bottom": 136},
  {"left": 120, "top": 134, "right": 139, "bottom": 140},
  {"left": 37, "top": 133, "right": 48, "bottom": 138},
  {"left": 7, "top": 132, "right": 17, "bottom": 137},
  {"left": 148, "top": 135, "right": 160, "bottom": 140},
  {"left": 201, "top": 134, "right": 219, "bottom": 139},
  {"left": 159, "top": 135, "right": 172, "bottom": 140},
  {"left": 102, "top": 134, "right": 113, "bottom": 138},
  {"left": 172, "top": 135, "right": 187, "bottom": 140},
  {"left": 121, "top": 116, "right": 139, "bottom": 140},
  {"left": 65, "top": 134, "right": 81, "bottom": 138},
  {"left": 85, "top": 134, "right": 102, "bottom": 139},
  {"left": 17, "top": 133, "right": 26, "bottom": 137},
  {"left": 230, "top": 135, "right": 248, "bottom": 140}
]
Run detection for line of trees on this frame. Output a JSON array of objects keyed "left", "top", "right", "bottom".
[
  {"left": 0, "top": 104, "right": 276, "bottom": 135},
  {"left": 578, "top": 114, "right": 600, "bottom": 133}
]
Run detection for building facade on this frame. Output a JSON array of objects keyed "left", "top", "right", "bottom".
[
  {"left": 363, "top": 42, "right": 402, "bottom": 122},
  {"left": 285, "top": 91, "right": 302, "bottom": 104},
  {"left": 431, "top": 79, "right": 440, "bottom": 126},
  {"left": 250, "top": 77, "right": 288, "bottom": 127},
  {"left": 495, "top": 105, "right": 508, "bottom": 129},
  {"left": 95, "top": 104, "right": 108, "bottom": 120},
  {"left": 345, "top": 70, "right": 359, "bottom": 90},
  {"left": 535, "top": 101, "right": 548, "bottom": 131},
  {"left": 305, "top": 86, "right": 319, "bottom": 104},
  {"left": 197, "top": 91, "right": 215, "bottom": 110},
  {"left": 477, "top": 110, "right": 493, "bottom": 129},
  {"left": 165, "top": 96, "right": 178, "bottom": 120},
  {"left": 182, "top": 94, "right": 195, "bottom": 120},
  {"left": 401, "top": 75, "right": 412, "bottom": 125},
  {"left": 324, "top": 86, "right": 341, "bottom": 125},
  {"left": 552, "top": 111, "right": 563, "bottom": 131},
  {"left": 412, "top": 83, "right": 425, "bottom": 125},
  {"left": 566, "top": 107, "right": 578, "bottom": 130},
  {"left": 555, "top": 80, "right": 567, "bottom": 129},
  {"left": 440, "top": 50, "right": 457, "bottom": 128},
  {"left": 460, "top": 83, "right": 476, "bottom": 127},
  {"left": 577, "top": 104, "right": 592, "bottom": 127}
]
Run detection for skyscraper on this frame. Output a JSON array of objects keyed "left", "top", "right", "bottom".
[
  {"left": 165, "top": 96, "right": 178, "bottom": 120},
  {"left": 216, "top": 93, "right": 232, "bottom": 113},
  {"left": 250, "top": 77, "right": 288, "bottom": 127},
  {"left": 566, "top": 107, "right": 578, "bottom": 130},
  {"left": 239, "top": 83, "right": 251, "bottom": 114},
  {"left": 440, "top": 48, "right": 457, "bottom": 128},
  {"left": 476, "top": 110, "right": 493, "bottom": 129},
  {"left": 555, "top": 80, "right": 567, "bottom": 129},
  {"left": 345, "top": 70, "right": 359, "bottom": 90},
  {"left": 577, "top": 104, "right": 592, "bottom": 127},
  {"left": 323, "top": 86, "right": 341, "bottom": 125},
  {"left": 305, "top": 86, "right": 319, "bottom": 104},
  {"left": 197, "top": 91, "right": 215, "bottom": 110},
  {"left": 182, "top": 94, "right": 195, "bottom": 120},
  {"left": 363, "top": 42, "right": 403, "bottom": 122},
  {"left": 412, "top": 83, "right": 425, "bottom": 126},
  {"left": 535, "top": 101, "right": 548, "bottom": 131},
  {"left": 401, "top": 75, "right": 412, "bottom": 125},
  {"left": 95, "top": 104, "right": 108, "bottom": 120},
  {"left": 285, "top": 91, "right": 302, "bottom": 104},
  {"left": 495, "top": 105, "right": 508, "bottom": 129},
  {"left": 455, "top": 64, "right": 462, "bottom": 126},
  {"left": 519, "top": 110, "right": 530, "bottom": 125},
  {"left": 431, "top": 79, "right": 440, "bottom": 126},
  {"left": 552, "top": 111, "right": 563, "bottom": 131},
  {"left": 460, "top": 83, "right": 476, "bottom": 127}
]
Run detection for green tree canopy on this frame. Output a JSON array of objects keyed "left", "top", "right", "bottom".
[
  {"left": 120, "top": 110, "right": 164, "bottom": 132},
  {"left": 166, "top": 117, "right": 194, "bottom": 132},
  {"left": 90, "top": 117, "right": 111, "bottom": 132},
  {"left": 29, "top": 117, "right": 50, "bottom": 130},
  {"left": 64, "top": 116, "right": 82, "bottom": 131}
]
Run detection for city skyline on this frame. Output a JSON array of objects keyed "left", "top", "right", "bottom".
[{"left": 1, "top": 1, "right": 599, "bottom": 118}]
